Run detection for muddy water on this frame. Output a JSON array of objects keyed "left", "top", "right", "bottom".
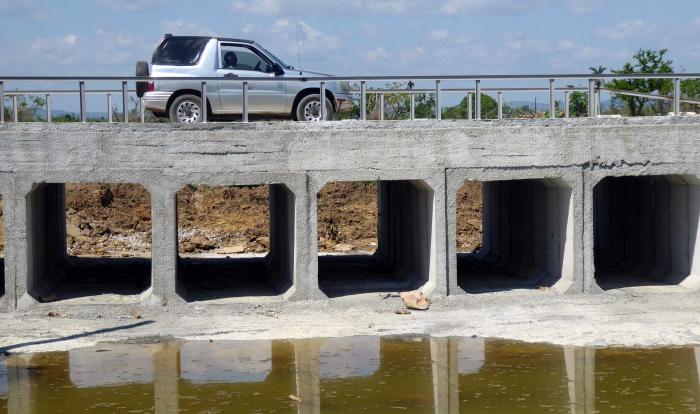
[{"left": 0, "top": 337, "right": 699, "bottom": 413}]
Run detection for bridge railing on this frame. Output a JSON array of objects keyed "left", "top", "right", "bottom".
[{"left": 1, "top": 73, "right": 699, "bottom": 123}]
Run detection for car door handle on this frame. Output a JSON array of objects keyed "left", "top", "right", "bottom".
[{"left": 224, "top": 73, "right": 238, "bottom": 78}]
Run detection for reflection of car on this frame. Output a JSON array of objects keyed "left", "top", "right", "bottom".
[{"left": 137, "top": 35, "right": 354, "bottom": 123}]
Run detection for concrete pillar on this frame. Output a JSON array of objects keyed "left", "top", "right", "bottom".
[
  {"left": 430, "top": 337, "right": 459, "bottom": 414},
  {"left": 153, "top": 342, "right": 181, "bottom": 414},
  {"left": 149, "top": 182, "right": 179, "bottom": 305},
  {"left": 6, "top": 355, "right": 33, "bottom": 413}
]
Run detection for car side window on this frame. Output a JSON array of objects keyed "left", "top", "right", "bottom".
[{"left": 220, "top": 44, "right": 273, "bottom": 73}]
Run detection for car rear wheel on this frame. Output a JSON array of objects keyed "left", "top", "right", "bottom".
[
  {"left": 295, "top": 94, "right": 334, "bottom": 121},
  {"left": 169, "top": 94, "right": 202, "bottom": 124}
]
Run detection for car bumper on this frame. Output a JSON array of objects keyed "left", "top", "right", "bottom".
[
  {"left": 334, "top": 93, "right": 355, "bottom": 113},
  {"left": 143, "top": 91, "right": 173, "bottom": 113}
]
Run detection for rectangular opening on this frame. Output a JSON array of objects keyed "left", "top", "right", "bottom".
[
  {"left": 176, "top": 184, "right": 294, "bottom": 302},
  {"left": 594, "top": 175, "right": 700, "bottom": 291},
  {"left": 26, "top": 183, "right": 152, "bottom": 304},
  {"left": 317, "top": 180, "right": 434, "bottom": 297},
  {"left": 457, "top": 179, "right": 574, "bottom": 293}
]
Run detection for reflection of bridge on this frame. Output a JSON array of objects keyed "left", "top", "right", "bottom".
[{"left": 3, "top": 338, "right": 698, "bottom": 413}]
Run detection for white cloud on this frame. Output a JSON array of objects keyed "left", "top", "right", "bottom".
[
  {"left": 440, "top": 0, "right": 546, "bottom": 15},
  {"left": 428, "top": 29, "right": 449, "bottom": 41},
  {"left": 161, "top": 20, "right": 212, "bottom": 36},
  {"left": 232, "top": 0, "right": 281, "bottom": 15},
  {"left": 596, "top": 19, "right": 657, "bottom": 40},
  {"left": 94, "top": 0, "right": 165, "bottom": 11},
  {"left": 366, "top": 47, "right": 390, "bottom": 62},
  {"left": 566, "top": 0, "right": 600, "bottom": 14},
  {"left": 231, "top": 0, "right": 419, "bottom": 15}
]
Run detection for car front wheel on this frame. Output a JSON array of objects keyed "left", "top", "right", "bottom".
[
  {"left": 169, "top": 94, "right": 202, "bottom": 124},
  {"left": 295, "top": 94, "right": 334, "bottom": 121}
]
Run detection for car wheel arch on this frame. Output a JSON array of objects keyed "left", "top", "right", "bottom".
[{"left": 291, "top": 88, "right": 336, "bottom": 120}]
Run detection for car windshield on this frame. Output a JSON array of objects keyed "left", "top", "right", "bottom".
[
  {"left": 152, "top": 37, "right": 209, "bottom": 66},
  {"left": 256, "top": 44, "right": 293, "bottom": 69}
]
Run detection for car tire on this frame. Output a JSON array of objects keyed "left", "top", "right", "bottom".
[
  {"left": 135, "top": 61, "right": 149, "bottom": 98},
  {"left": 169, "top": 94, "right": 202, "bottom": 124},
  {"left": 295, "top": 94, "right": 334, "bottom": 121}
]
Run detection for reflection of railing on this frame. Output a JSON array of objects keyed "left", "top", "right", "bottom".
[{"left": 1, "top": 73, "right": 699, "bottom": 123}]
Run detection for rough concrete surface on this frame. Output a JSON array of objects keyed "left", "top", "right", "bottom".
[{"left": 0, "top": 117, "right": 698, "bottom": 347}]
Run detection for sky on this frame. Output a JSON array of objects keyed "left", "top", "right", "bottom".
[{"left": 1, "top": 0, "right": 699, "bottom": 110}]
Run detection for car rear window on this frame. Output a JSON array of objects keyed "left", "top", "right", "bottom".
[{"left": 152, "top": 37, "right": 209, "bottom": 66}]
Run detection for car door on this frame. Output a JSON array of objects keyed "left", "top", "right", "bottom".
[{"left": 217, "top": 43, "right": 286, "bottom": 114}]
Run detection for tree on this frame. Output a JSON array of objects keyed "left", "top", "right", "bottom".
[{"left": 607, "top": 49, "right": 673, "bottom": 116}]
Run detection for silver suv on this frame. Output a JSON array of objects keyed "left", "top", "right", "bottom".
[{"left": 138, "top": 35, "right": 354, "bottom": 123}]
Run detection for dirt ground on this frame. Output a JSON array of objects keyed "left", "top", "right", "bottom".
[{"left": 0, "top": 182, "right": 484, "bottom": 256}]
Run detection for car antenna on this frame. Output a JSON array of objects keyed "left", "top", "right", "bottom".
[{"left": 296, "top": 24, "right": 303, "bottom": 75}]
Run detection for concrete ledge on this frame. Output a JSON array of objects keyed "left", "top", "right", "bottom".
[{"left": 0, "top": 118, "right": 697, "bottom": 309}]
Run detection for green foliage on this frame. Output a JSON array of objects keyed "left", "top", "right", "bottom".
[{"left": 607, "top": 49, "right": 674, "bottom": 116}]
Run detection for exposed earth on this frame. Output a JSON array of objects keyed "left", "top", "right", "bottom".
[{"left": 0, "top": 182, "right": 483, "bottom": 257}]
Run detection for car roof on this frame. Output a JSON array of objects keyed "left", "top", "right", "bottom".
[{"left": 163, "top": 35, "right": 255, "bottom": 44}]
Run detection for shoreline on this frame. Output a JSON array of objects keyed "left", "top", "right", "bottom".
[{"left": 2, "top": 289, "right": 700, "bottom": 353}]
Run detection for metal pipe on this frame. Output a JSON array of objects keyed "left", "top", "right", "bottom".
[
  {"left": 467, "top": 92, "right": 472, "bottom": 120},
  {"left": 242, "top": 81, "right": 249, "bottom": 122},
  {"left": 497, "top": 91, "right": 503, "bottom": 119},
  {"left": 319, "top": 81, "right": 326, "bottom": 121},
  {"left": 674, "top": 78, "right": 681, "bottom": 115},
  {"left": 360, "top": 81, "right": 366, "bottom": 121},
  {"left": 564, "top": 91, "right": 570, "bottom": 118},
  {"left": 107, "top": 93, "right": 112, "bottom": 123},
  {"left": 79, "top": 81, "right": 86, "bottom": 123},
  {"left": 46, "top": 93, "right": 51, "bottom": 122},
  {"left": 410, "top": 93, "right": 415, "bottom": 120},
  {"left": 0, "top": 81, "right": 4, "bottom": 123},
  {"left": 200, "top": 81, "right": 207, "bottom": 123},
  {"left": 379, "top": 93, "right": 384, "bottom": 120},
  {"left": 549, "top": 79, "right": 555, "bottom": 119},
  {"left": 435, "top": 80, "right": 441, "bottom": 120},
  {"left": 475, "top": 80, "right": 481, "bottom": 120},
  {"left": 588, "top": 79, "right": 595, "bottom": 117},
  {"left": 122, "top": 81, "right": 128, "bottom": 123},
  {"left": 140, "top": 97, "right": 145, "bottom": 123},
  {"left": 12, "top": 95, "right": 17, "bottom": 122}
]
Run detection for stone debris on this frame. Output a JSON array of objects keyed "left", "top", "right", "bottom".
[
  {"left": 333, "top": 243, "right": 354, "bottom": 252},
  {"left": 395, "top": 309, "right": 411, "bottom": 315},
  {"left": 288, "top": 394, "right": 302, "bottom": 402},
  {"left": 217, "top": 244, "right": 246, "bottom": 254},
  {"left": 47, "top": 310, "right": 60, "bottom": 317},
  {"left": 400, "top": 290, "right": 431, "bottom": 310}
]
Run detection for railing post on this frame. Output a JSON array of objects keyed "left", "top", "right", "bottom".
[
  {"left": 107, "top": 93, "right": 112, "bottom": 123},
  {"left": 588, "top": 79, "right": 595, "bottom": 117},
  {"left": 379, "top": 93, "right": 384, "bottom": 120},
  {"left": 242, "top": 81, "right": 249, "bottom": 122},
  {"left": 435, "top": 80, "right": 441, "bottom": 120},
  {"left": 467, "top": 92, "right": 472, "bottom": 120},
  {"left": 549, "top": 79, "right": 555, "bottom": 119},
  {"left": 0, "top": 81, "right": 4, "bottom": 123},
  {"left": 475, "top": 80, "right": 482, "bottom": 120},
  {"left": 12, "top": 95, "right": 17, "bottom": 123},
  {"left": 200, "top": 81, "right": 207, "bottom": 123},
  {"left": 497, "top": 91, "right": 503, "bottom": 119},
  {"left": 564, "top": 91, "right": 570, "bottom": 118},
  {"left": 319, "top": 81, "right": 326, "bottom": 121},
  {"left": 122, "top": 81, "right": 129, "bottom": 123},
  {"left": 140, "top": 97, "right": 145, "bottom": 123},
  {"left": 46, "top": 93, "right": 52, "bottom": 122},
  {"left": 360, "top": 81, "right": 366, "bottom": 121},
  {"left": 673, "top": 78, "right": 681, "bottom": 115},
  {"left": 410, "top": 92, "right": 415, "bottom": 120},
  {"left": 79, "top": 81, "right": 86, "bottom": 123}
]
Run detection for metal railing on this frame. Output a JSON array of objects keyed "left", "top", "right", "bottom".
[{"left": 1, "top": 73, "right": 699, "bottom": 124}]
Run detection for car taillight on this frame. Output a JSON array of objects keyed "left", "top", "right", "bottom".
[{"left": 147, "top": 82, "right": 154, "bottom": 92}]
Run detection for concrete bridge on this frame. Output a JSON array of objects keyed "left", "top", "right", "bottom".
[{"left": 0, "top": 117, "right": 698, "bottom": 310}]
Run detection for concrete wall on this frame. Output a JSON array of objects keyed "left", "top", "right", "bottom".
[{"left": 0, "top": 117, "right": 698, "bottom": 309}]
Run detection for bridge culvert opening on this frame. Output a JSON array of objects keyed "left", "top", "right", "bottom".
[
  {"left": 593, "top": 175, "right": 700, "bottom": 291},
  {"left": 26, "top": 183, "right": 152, "bottom": 303},
  {"left": 176, "top": 184, "right": 294, "bottom": 302},
  {"left": 317, "top": 180, "right": 433, "bottom": 297},
  {"left": 457, "top": 179, "right": 574, "bottom": 293}
]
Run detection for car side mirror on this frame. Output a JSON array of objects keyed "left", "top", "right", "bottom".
[{"left": 272, "top": 63, "right": 285, "bottom": 76}]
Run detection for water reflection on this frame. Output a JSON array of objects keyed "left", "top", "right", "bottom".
[{"left": 1, "top": 338, "right": 700, "bottom": 413}]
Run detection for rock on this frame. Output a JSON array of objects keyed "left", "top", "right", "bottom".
[
  {"left": 47, "top": 310, "right": 60, "bottom": 317},
  {"left": 217, "top": 244, "right": 246, "bottom": 254},
  {"left": 400, "top": 290, "right": 430, "bottom": 310},
  {"left": 333, "top": 243, "right": 354, "bottom": 252},
  {"left": 395, "top": 309, "right": 411, "bottom": 315},
  {"left": 288, "top": 394, "right": 302, "bottom": 402}
]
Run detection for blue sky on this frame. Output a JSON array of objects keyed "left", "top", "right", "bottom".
[{"left": 1, "top": 0, "right": 699, "bottom": 110}]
